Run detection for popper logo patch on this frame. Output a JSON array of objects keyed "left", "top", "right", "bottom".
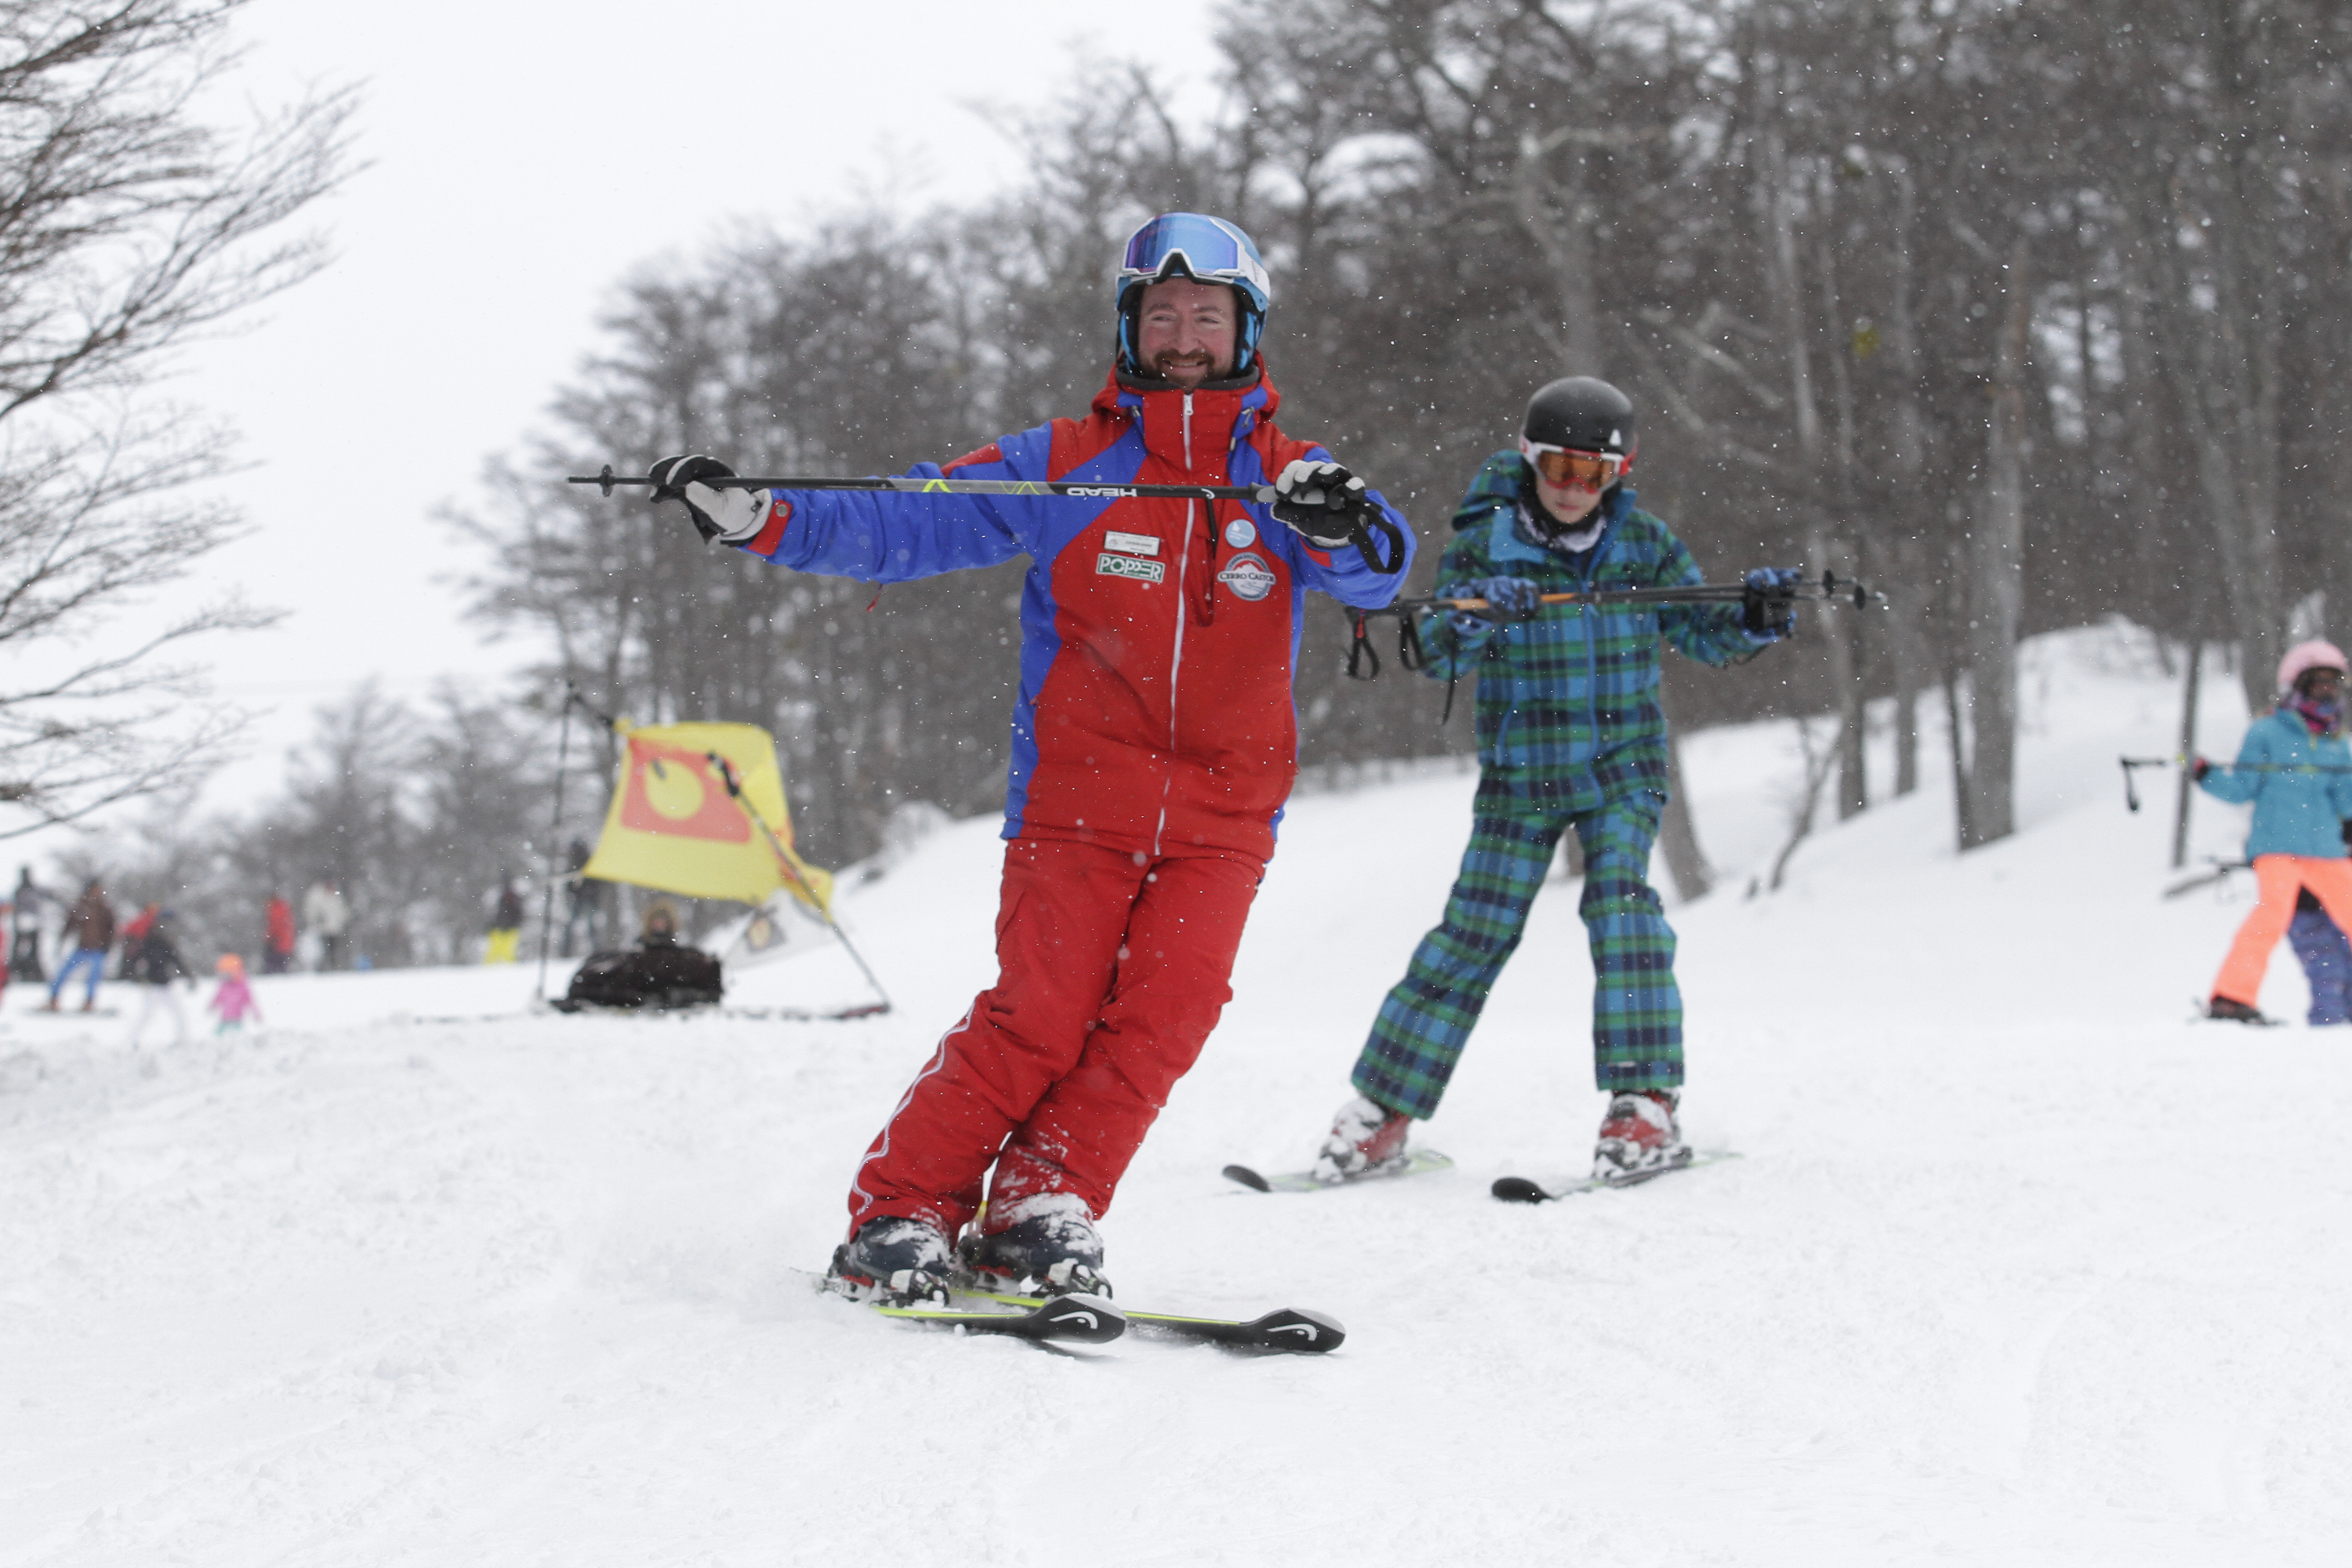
[
  {"left": 1216, "top": 552, "right": 1277, "bottom": 602},
  {"left": 1097, "top": 553, "right": 1166, "bottom": 584}
]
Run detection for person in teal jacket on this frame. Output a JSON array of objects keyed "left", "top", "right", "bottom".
[
  {"left": 1312, "top": 377, "right": 1796, "bottom": 1182},
  {"left": 2196, "top": 638, "right": 2352, "bottom": 1022}
]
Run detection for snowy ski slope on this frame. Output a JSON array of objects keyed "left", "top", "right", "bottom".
[{"left": 4, "top": 624, "right": 2347, "bottom": 1566}]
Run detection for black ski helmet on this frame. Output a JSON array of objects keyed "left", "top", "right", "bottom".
[{"left": 1522, "top": 377, "right": 1637, "bottom": 468}]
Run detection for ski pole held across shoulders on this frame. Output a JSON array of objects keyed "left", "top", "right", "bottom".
[
  {"left": 1361, "top": 568, "right": 1885, "bottom": 619},
  {"left": 1342, "top": 569, "right": 1885, "bottom": 680},
  {"left": 566, "top": 463, "right": 1408, "bottom": 575}
]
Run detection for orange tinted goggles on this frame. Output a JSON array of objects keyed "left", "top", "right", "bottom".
[{"left": 1520, "top": 439, "right": 1624, "bottom": 490}]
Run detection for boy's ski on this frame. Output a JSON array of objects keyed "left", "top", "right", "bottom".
[
  {"left": 1491, "top": 1150, "right": 1740, "bottom": 1204},
  {"left": 1222, "top": 1147, "right": 1455, "bottom": 1193},
  {"left": 962, "top": 1286, "right": 1345, "bottom": 1354}
]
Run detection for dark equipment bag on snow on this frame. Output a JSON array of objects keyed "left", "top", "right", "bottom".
[{"left": 557, "top": 943, "right": 724, "bottom": 1011}]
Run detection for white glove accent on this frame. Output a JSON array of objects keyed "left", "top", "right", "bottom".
[
  {"left": 684, "top": 480, "right": 774, "bottom": 543},
  {"left": 1272, "top": 458, "right": 1368, "bottom": 549}
]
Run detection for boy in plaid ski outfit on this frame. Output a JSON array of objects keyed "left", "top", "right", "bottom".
[{"left": 1316, "top": 377, "right": 1795, "bottom": 1182}]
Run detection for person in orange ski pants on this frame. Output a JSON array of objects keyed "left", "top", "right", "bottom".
[{"left": 2197, "top": 639, "right": 2352, "bottom": 1022}]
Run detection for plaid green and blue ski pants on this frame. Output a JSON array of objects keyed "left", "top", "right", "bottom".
[{"left": 1350, "top": 785, "right": 1681, "bottom": 1117}]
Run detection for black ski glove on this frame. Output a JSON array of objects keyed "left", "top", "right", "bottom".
[
  {"left": 647, "top": 454, "right": 769, "bottom": 544},
  {"left": 1270, "top": 459, "right": 1376, "bottom": 548}
]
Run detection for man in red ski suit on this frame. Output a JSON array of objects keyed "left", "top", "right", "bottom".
[{"left": 647, "top": 214, "right": 1415, "bottom": 1300}]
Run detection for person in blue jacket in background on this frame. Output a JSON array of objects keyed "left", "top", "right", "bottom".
[{"left": 2195, "top": 638, "right": 2352, "bottom": 1023}]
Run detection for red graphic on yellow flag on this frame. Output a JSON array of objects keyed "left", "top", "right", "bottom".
[
  {"left": 582, "top": 722, "right": 833, "bottom": 913},
  {"left": 617, "top": 744, "right": 750, "bottom": 843}
]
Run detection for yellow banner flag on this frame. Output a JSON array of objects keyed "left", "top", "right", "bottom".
[{"left": 581, "top": 721, "right": 834, "bottom": 915}]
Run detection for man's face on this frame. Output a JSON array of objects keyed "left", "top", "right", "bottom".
[
  {"left": 1532, "top": 467, "right": 1607, "bottom": 528},
  {"left": 1135, "top": 278, "right": 1239, "bottom": 387}
]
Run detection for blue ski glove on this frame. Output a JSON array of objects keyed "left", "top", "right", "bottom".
[
  {"left": 648, "top": 454, "right": 772, "bottom": 544},
  {"left": 1742, "top": 567, "right": 1803, "bottom": 641},
  {"left": 1441, "top": 577, "right": 1542, "bottom": 639}
]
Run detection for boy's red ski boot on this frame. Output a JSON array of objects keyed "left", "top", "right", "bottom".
[
  {"left": 1593, "top": 1088, "right": 1690, "bottom": 1182},
  {"left": 1311, "top": 1093, "right": 1413, "bottom": 1183}
]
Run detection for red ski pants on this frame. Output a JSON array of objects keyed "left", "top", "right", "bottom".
[
  {"left": 2213, "top": 853, "right": 2352, "bottom": 1006},
  {"left": 846, "top": 837, "right": 1263, "bottom": 1240}
]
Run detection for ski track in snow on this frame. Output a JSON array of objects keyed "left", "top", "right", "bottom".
[{"left": 4, "top": 624, "right": 2349, "bottom": 1565}]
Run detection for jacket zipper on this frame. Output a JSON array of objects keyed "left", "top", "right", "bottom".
[{"left": 1155, "top": 390, "right": 1197, "bottom": 858}]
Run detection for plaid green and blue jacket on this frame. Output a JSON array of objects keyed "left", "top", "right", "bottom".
[{"left": 1419, "top": 453, "right": 1760, "bottom": 803}]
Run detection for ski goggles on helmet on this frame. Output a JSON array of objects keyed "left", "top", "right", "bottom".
[
  {"left": 1519, "top": 437, "right": 1625, "bottom": 490},
  {"left": 1115, "top": 214, "right": 1272, "bottom": 314}
]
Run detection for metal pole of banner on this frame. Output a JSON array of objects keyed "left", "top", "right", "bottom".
[
  {"left": 535, "top": 688, "right": 574, "bottom": 1003},
  {"left": 706, "top": 753, "right": 892, "bottom": 1016}
]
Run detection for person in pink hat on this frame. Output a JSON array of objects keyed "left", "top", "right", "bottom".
[
  {"left": 208, "top": 953, "right": 262, "bottom": 1034},
  {"left": 2193, "top": 638, "right": 2352, "bottom": 1022}
]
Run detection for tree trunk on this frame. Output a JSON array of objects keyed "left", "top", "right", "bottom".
[
  {"left": 1516, "top": 126, "right": 1601, "bottom": 372},
  {"left": 1814, "top": 166, "right": 1867, "bottom": 819},
  {"left": 2171, "top": 638, "right": 2202, "bottom": 870},
  {"left": 1657, "top": 707, "right": 1713, "bottom": 901},
  {"left": 1960, "top": 238, "right": 2030, "bottom": 848},
  {"left": 1886, "top": 162, "right": 1931, "bottom": 799}
]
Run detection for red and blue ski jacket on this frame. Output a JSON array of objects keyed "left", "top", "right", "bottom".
[{"left": 730, "top": 365, "right": 1416, "bottom": 862}]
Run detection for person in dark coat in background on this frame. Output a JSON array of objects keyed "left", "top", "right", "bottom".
[
  {"left": 10, "top": 866, "right": 47, "bottom": 983},
  {"left": 44, "top": 881, "right": 114, "bottom": 1013},
  {"left": 485, "top": 877, "right": 524, "bottom": 964},
  {"left": 124, "top": 909, "right": 194, "bottom": 1049},
  {"left": 560, "top": 838, "right": 603, "bottom": 957},
  {"left": 2281, "top": 816, "right": 2352, "bottom": 1025}
]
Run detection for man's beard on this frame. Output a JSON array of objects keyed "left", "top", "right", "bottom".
[{"left": 1149, "top": 349, "right": 1228, "bottom": 380}]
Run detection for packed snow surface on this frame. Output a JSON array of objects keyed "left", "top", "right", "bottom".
[{"left": 5, "top": 625, "right": 2347, "bottom": 1566}]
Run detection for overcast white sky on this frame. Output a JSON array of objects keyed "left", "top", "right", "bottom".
[{"left": 149, "top": 0, "right": 1222, "bottom": 822}]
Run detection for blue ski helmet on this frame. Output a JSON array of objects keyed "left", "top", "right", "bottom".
[{"left": 1114, "top": 213, "right": 1272, "bottom": 376}]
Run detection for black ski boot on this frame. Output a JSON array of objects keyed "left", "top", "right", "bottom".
[
  {"left": 828, "top": 1215, "right": 956, "bottom": 1304},
  {"left": 2204, "top": 995, "right": 2276, "bottom": 1025},
  {"left": 961, "top": 1197, "right": 1111, "bottom": 1298}
]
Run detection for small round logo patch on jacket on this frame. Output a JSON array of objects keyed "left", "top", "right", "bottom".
[
  {"left": 1224, "top": 517, "right": 1256, "bottom": 548},
  {"left": 1216, "top": 552, "right": 1276, "bottom": 601}
]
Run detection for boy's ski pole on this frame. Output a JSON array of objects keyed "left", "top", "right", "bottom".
[
  {"left": 1343, "top": 569, "right": 1885, "bottom": 679},
  {"left": 1356, "top": 569, "right": 1885, "bottom": 618}
]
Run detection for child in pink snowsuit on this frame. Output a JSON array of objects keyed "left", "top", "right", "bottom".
[{"left": 209, "top": 954, "right": 262, "bottom": 1034}]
